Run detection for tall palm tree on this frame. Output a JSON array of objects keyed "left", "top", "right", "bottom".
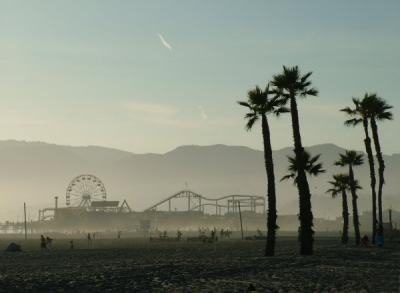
[
  {"left": 238, "top": 84, "right": 288, "bottom": 256},
  {"left": 363, "top": 94, "right": 393, "bottom": 228},
  {"left": 341, "top": 96, "right": 377, "bottom": 243},
  {"left": 335, "top": 151, "right": 364, "bottom": 245},
  {"left": 326, "top": 174, "right": 361, "bottom": 245},
  {"left": 271, "top": 65, "right": 318, "bottom": 255},
  {"left": 281, "top": 151, "right": 326, "bottom": 184}
]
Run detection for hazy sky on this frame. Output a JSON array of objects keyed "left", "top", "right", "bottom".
[{"left": 1, "top": 0, "right": 399, "bottom": 154}]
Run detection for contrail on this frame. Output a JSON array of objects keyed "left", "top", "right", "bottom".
[
  {"left": 198, "top": 106, "right": 208, "bottom": 120},
  {"left": 157, "top": 33, "right": 172, "bottom": 51}
]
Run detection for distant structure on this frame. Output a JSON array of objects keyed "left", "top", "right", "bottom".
[
  {"left": 38, "top": 175, "right": 131, "bottom": 223},
  {"left": 144, "top": 190, "right": 265, "bottom": 215},
  {"left": 66, "top": 174, "right": 107, "bottom": 207},
  {"left": 32, "top": 176, "right": 267, "bottom": 233}
]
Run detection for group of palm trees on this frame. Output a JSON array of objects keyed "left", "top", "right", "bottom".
[{"left": 238, "top": 65, "right": 393, "bottom": 256}]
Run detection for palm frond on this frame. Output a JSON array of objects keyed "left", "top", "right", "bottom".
[
  {"left": 237, "top": 101, "right": 251, "bottom": 108},
  {"left": 344, "top": 118, "right": 362, "bottom": 127},
  {"left": 244, "top": 111, "right": 259, "bottom": 131}
]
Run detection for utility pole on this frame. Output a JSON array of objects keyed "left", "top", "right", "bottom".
[
  {"left": 24, "top": 202, "right": 27, "bottom": 240},
  {"left": 238, "top": 201, "right": 244, "bottom": 240}
]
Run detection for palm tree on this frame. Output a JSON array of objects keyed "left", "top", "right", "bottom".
[
  {"left": 335, "top": 151, "right": 364, "bottom": 245},
  {"left": 363, "top": 94, "right": 393, "bottom": 228},
  {"left": 326, "top": 174, "right": 361, "bottom": 245},
  {"left": 281, "top": 151, "right": 326, "bottom": 184},
  {"left": 271, "top": 65, "right": 318, "bottom": 255},
  {"left": 238, "top": 84, "right": 288, "bottom": 256},
  {"left": 341, "top": 96, "right": 377, "bottom": 243}
]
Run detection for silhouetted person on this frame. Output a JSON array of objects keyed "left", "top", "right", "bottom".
[
  {"left": 46, "top": 236, "right": 53, "bottom": 250},
  {"left": 40, "top": 235, "right": 46, "bottom": 251},
  {"left": 361, "top": 235, "right": 369, "bottom": 247},
  {"left": 70, "top": 240, "right": 74, "bottom": 250},
  {"left": 376, "top": 225, "right": 384, "bottom": 247},
  {"left": 87, "top": 233, "right": 92, "bottom": 248},
  {"left": 177, "top": 230, "right": 182, "bottom": 241}
]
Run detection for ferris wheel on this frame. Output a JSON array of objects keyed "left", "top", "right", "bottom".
[{"left": 66, "top": 175, "right": 107, "bottom": 207}]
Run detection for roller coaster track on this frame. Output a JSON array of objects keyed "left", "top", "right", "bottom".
[{"left": 144, "top": 189, "right": 265, "bottom": 214}]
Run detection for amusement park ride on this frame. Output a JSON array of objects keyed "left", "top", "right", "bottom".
[
  {"left": 29, "top": 174, "right": 266, "bottom": 232},
  {"left": 66, "top": 174, "right": 107, "bottom": 207},
  {"left": 144, "top": 190, "right": 265, "bottom": 215},
  {"left": 36, "top": 174, "right": 264, "bottom": 222},
  {"left": 38, "top": 175, "right": 132, "bottom": 221}
]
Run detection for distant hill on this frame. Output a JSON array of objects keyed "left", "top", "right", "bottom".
[{"left": 0, "top": 140, "right": 399, "bottom": 221}]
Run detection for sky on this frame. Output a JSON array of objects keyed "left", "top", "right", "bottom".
[{"left": 0, "top": 0, "right": 399, "bottom": 154}]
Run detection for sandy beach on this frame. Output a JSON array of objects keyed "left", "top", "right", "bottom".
[{"left": 0, "top": 237, "right": 398, "bottom": 292}]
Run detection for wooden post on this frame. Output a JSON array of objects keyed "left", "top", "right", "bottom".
[
  {"left": 238, "top": 201, "right": 244, "bottom": 240},
  {"left": 24, "top": 202, "right": 27, "bottom": 240}
]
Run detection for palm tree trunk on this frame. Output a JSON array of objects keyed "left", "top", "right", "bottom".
[
  {"left": 261, "top": 114, "right": 277, "bottom": 257},
  {"left": 370, "top": 117, "right": 385, "bottom": 228},
  {"left": 289, "top": 96, "right": 314, "bottom": 255},
  {"left": 349, "top": 165, "right": 361, "bottom": 245},
  {"left": 341, "top": 189, "right": 349, "bottom": 244},
  {"left": 362, "top": 119, "right": 377, "bottom": 243}
]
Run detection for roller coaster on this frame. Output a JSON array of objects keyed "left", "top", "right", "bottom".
[{"left": 144, "top": 189, "right": 265, "bottom": 215}]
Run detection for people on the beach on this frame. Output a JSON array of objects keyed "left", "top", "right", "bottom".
[
  {"left": 40, "top": 235, "right": 46, "bottom": 251},
  {"left": 361, "top": 235, "right": 369, "bottom": 247},
  {"left": 46, "top": 236, "right": 53, "bottom": 250},
  {"left": 375, "top": 225, "right": 384, "bottom": 247},
  {"left": 211, "top": 229, "right": 216, "bottom": 240},
  {"left": 177, "top": 230, "right": 182, "bottom": 241},
  {"left": 87, "top": 233, "right": 92, "bottom": 248}
]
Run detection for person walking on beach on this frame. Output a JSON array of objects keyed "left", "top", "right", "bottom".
[
  {"left": 87, "top": 233, "right": 92, "bottom": 249},
  {"left": 40, "top": 235, "right": 46, "bottom": 251},
  {"left": 46, "top": 236, "right": 53, "bottom": 250},
  {"left": 177, "top": 230, "right": 182, "bottom": 241}
]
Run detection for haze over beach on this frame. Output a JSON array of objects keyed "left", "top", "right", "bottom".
[
  {"left": 1, "top": 1, "right": 400, "bottom": 292},
  {"left": 1, "top": 140, "right": 400, "bottom": 222}
]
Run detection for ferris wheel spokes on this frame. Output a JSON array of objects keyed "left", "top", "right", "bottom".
[{"left": 66, "top": 175, "right": 107, "bottom": 207}]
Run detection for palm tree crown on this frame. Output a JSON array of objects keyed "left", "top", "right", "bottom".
[
  {"left": 365, "top": 94, "right": 393, "bottom": 121},
  {"left": 341, "top": 93, "right": 393, "bottom": 125},
  {"left": 334, "top": 150, "right": 364, "bottom": 167},
  {"left": 281, "top": 151, "right": 326, "bottom": 184},
  {"left": 238, "top": 84, "right": 289, "bottom": 130},
  {"left": 326, "top": 174, "right": 361, "bottom": 198},
  {"left": 270, "top": 65, "right": 318, "bottom": 102}
]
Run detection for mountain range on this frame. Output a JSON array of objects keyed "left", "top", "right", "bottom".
[{"left": 0, "top": 140, "right": 399, "bottom": 221}]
